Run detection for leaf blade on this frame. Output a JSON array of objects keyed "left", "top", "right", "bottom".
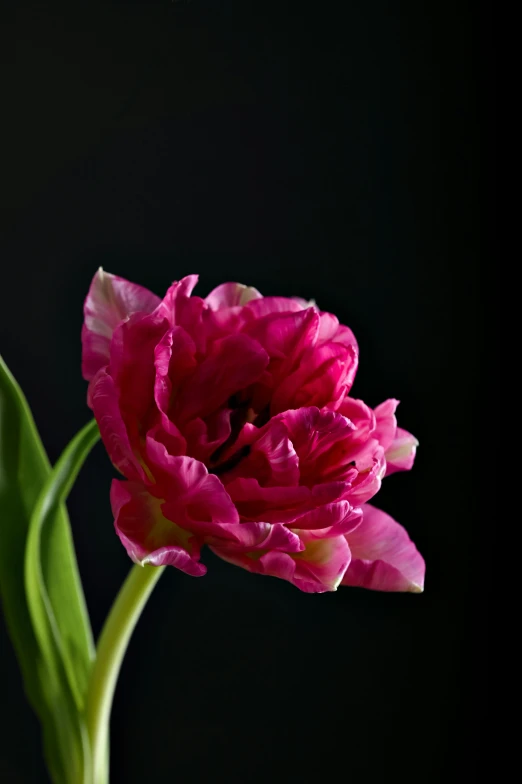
[{"left": 0, "top": 354, "right": 99, "bottom": 783}]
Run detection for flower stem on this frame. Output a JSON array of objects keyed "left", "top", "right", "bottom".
[{"left": 86, "top": 563, "right": 165, "bottom": 784}]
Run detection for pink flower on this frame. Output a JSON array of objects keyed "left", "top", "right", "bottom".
[{"left": 83, "top": 269, "right": 424, "bottom": 593}]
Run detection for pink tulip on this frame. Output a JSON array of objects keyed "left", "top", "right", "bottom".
[{"left": 83, "top": 269, "right": 424, "bottom": 593}]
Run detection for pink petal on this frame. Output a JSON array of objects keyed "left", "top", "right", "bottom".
[
  {"left": 244, "top": 297, "right": 306, "bottom": 318},
  {"left": 225, "top": 477, "right": 310, "bottom": 523},
  {"left": 145, "top": 437, "right": 240, "bottom": 536},
  {"left": 317, "top": 313, "right": 359, "bottom": 353},
  {"left": 281, "top": 407, "right": 356, "bottom": 484},
  {"left": 109, "top": 311, "right": 171, "bottom": 433},
  {"left": 373, "top": 399, "right": 399, "bottom": 451},
  {"left": 292, "top": 501, "right": 362, "bottom": 537},
  {"left": 222, "top": 419, "right": 299, "bottom": 488},
  {"left": 89, "top": 369, "right": 146, "bottom": 482},
  {"left": 205, "top": 521, "right": 303, "bottom": 552},
  {"left": 385, "top": 427, "right": 419, "bottom": 475},
  {"left": 338, "top": 397, "right": 376, "bottom": 442},
  {"left": 211, "top": 533, "right": 351, "bottom": 593},
  {"left": 272, "top": 342, "right": 358, "bottom": 414},
  {"left": 205, "top": 282, "right": 262, "bottom": 309},
  {"left": 183, "top": 409, "right": 232, "bottom": 463},
  {"left": 82, "top": 268, "right": 161, "bottom": 380},
  {"left": 174, "top": 334, "right": 269, "bottom": 423},
  {"left": 342, "top": 504, "right": 425, "bottom": 592},
  {"left": 152, "top": 327, "right": 196, "bottom": 455},
  {"left": 245, "top": 307, "right": 319, "bottom": 361},
  {"left": 346, "top": 447, "right": 386, "bottom": 505},
  {"left": 111, "top": 479, "right": 206, "bottom": 575}
]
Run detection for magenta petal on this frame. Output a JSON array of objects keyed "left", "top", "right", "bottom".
[
  {"left": 109, "top": 311, "right": 171, "bottom": 431},
  {"left": 373, "top": 399, "right": 399, "bottom": 451},
  {"left": 174, "top": 334, "right": 269, "bottom": 422},
  {"left": 90, "top": 369, "right": 146, "bottom": 482},
  {"left": 272, "top": 342, "right": 358, "bottom": 413},
  {"left": 293, "top": 501, "right": 362, "bottom": 537},
  {"left": 183, "top": 409, "right": 232, "bottom": 463},
  {"left": 212, "top": 533, "right": 350, "bottom": 593},
  {"left": 111, "top": 479, "right": 206, "bottom": 575},
  {"left": 205, "top": 282, "right": 262, "bottom": 309},
  {"left": 82, "top": 268, "right": 161, "bottom": 380},
  {"left": 244, "top": 296, "right": 306, "bottom": 318},
  {"left": 338, "top": 397, "right": 376, "bottom": 442},
  {"left": 152, "top": 327, "right": 196, "bottom": 455},
  {"left": 245, "top": 307, "right": 319, "bottom": 362},
  {"left": 385, "top": 427, "right": 419, "bottom": 475},
  {"left": 342, "top": 504, "right": 425, "bottom": 592},
  {"left": 206, "top": 522, "right": 303, "bottom": 552},
  {"left": 225, "top": 420, "right": 299, "bottom": 487},
  {"left": 145, "top": 437, "right": 240, "bottom": 534},
  {"left": 225, "top": 477, "right": 310, "bottom": 523}
]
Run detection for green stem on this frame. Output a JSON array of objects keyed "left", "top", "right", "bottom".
[{"left": 86, "top": 563, "right": 165, "bottom": 784}]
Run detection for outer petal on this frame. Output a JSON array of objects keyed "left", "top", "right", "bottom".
[
  {"left": 205, "top": 282, "right": 262, "bottom": 309},
  {"left": 211, "top": 533, "right": 351, "bottom": 593},
  {"left": 292, "top": 501, "right": 362, "bottom": 537},
  {"left": 342, "top": 504, "right": 425, "bottom": 592},
  {"left": 82, "top": 268, "right": 161, "bottom": 380},
  {"left": 272, "top": 342, "right": 358, "bottom": 414},
  {"left": 338, "top": 397, "right": 376, "bottom": 443},
  {"left": 373, "top": 399, "right": 399, "bottom": 451},
  {"left": 145, "top": 437, "right": 240, "bottom": 537},
  {"left": 244, "top": 297, "right": 306, "bottom": 318},
  {"left": 204, "top": 522, "right": 303, "bottom": 552},
  {"left": 385, "top": 428, "right": 419, "bottom": 475},
  {"left": 89, "top": 368, "right": 146, "bottom": 482},
  {"left": 109, "top": 311, "right": 171, "bottom": 436},
  {"left": 111, "top": 479, "right": 206, "bottom": 575}
]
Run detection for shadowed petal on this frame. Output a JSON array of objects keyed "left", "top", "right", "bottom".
[{"left": 90, "top": 369, "right": 146, "bottom": 482}]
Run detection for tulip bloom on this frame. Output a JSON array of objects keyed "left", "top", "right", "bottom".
[{"left": 82, "top": 270, "right": 424, "bottom": 593}]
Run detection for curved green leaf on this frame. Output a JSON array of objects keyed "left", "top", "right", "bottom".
[{"left": 0, "top": 354, "right": 99, "bottom": 783}]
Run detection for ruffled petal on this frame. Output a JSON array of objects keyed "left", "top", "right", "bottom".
[
  {"left": 342, "top": 504, "right": 425, "bottom": 592},
  {"left": 211, "top": 533, "right": 351, "bottom": 593},
  {"left": 82, "top": 268, "right": 160, "bottom": 380},
  {"left": 205, "top": 282, "right": 262, "bottom": 309},
  {"left": 89, "top": 369, "right": 146, "bottom": 482},
  {"left": 373, "top": 399, "right": 399, "bottom": 451},
  {"left": 144, "top": 437, "right": 240, "bottom": 539},
  {"left": 111, "top": 479, "right": 206, "bottom": 574},
  {"left": 385, "top": 428, "right": 419, "bottom": 475},
  {"left": 174, "top": 334, "right": 269, "bottom": 423}
]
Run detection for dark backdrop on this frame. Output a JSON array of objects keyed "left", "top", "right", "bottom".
[{"left": 2, "top": 3, "right": 481, "bottom": 782}]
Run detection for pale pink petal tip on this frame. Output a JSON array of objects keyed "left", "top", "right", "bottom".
[{"left": 82, "top": 267, "right": 161, "bottom": 380}]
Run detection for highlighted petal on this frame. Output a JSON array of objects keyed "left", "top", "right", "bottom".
[
  {"left": 82, "top": 268, "right": 160, "bottom": 380},
  {"left": 385, "top": 428, "right": 419, "bottom": 475},
  {"left": 111, "top": 480, "right": 205, "bottom": 575},
  {"left": 342, "top": 504, "right": 425, "bottom": 592},
  {"left": 205, "top": 282, "right": 262, "bottom": 309},
  {"left": 212, "top": 533, "right": 351, "bottom": 593}
]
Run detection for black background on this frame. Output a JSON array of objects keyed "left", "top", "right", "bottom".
[{"left": 1, "top": 2, "right": 482, "bottom": 782}]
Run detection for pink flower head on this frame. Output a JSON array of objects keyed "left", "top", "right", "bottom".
[{"left": 82, "top": 269, "right": 424, "bottom": 593}]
